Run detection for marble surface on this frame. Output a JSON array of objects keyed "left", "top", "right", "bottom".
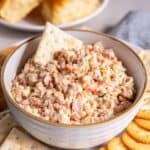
[{"left": 0, "top": 0, "right": 150, "bottom": 50}]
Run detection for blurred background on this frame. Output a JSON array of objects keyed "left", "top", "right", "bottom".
[{"left": 0, "top": 0, "right": 149, "bottom": 49}]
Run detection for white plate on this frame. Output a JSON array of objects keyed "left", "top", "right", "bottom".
[
  {"left": 0, "top": 17, "right": 44, "bottom": 32},
  {"left": 0, "top": 0, "right": 109, "bottom": 32}
]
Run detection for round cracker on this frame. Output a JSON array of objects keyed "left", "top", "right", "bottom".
[
  {"left": 107, "top": 137, "right": 127, "bottom": 150},
  {"left": 127, "top": 122, "right": 150, "bottom": 144},
  {"left": 135, "top": 118, "right": 150, "bottom": 130},
  {"left": 136, "top": 110, "right": 150, "bottom": 120},
  {"left": 122, "top": 132, "right": 150, "bottom": 150},
  {"left": 99, "top": 147, "right": 107, "bottom": 150}
]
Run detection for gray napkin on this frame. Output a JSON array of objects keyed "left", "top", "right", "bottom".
[{"left": 108, "top": 11, "right": 150, "bottom": 49}]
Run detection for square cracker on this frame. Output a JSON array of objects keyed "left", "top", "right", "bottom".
[
  {"left": 0, "top": 113, "right": 16, "bottom": 144},
  {"left": 139, "top": 50, "right": 150, "bottom": 92},
  {"left": 1, "top": 128, "right": 50, "bottom": 150},
  {"left": 0, "top": 0, "right": 42, "bottom": 23},
  {"left": 34, "top": 22, "right": 83, "bottom": 66}
]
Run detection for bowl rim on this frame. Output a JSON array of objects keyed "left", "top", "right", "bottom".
[{"left": 1, "top": 29, "right": 147, "bottom": 128}]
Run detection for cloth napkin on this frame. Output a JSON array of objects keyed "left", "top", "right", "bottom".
[{"left": 107, "top": 11, "right": 150, "bottom": 49}]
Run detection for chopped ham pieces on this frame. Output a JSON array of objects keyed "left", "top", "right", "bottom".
[{"left": 11, "top": 42, "right": 135, "bottom": 125}]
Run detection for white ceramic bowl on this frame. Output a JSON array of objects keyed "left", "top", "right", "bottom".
[
  {"left": 0, "top": 0, "right": 109, "bottom": 32},
  {"left": 1, "top": 30, "right": 147, "bottom": 149}
]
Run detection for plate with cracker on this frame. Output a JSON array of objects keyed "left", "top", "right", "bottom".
[{"left": 0, "top": 0, "right": 109, "bottom": 32}]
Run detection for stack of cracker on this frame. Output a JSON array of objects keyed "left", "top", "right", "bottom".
[
  {"left": 41, "top": 0, "right": 100, "bottom": 25},
  {"left": 99, "top": 50, "right": 150, "bottom": 150},
  {"left": 0, "top": 0, "right": 101, "bottom": 24},
  {"left": 0, "top": 0, "right": 42, "bottom": 23},
  {"left": 99, "top": 100, "right": 150, "bottom": 150},
  {"left": 0, "top": 111, "right": 51, "bottom": 150}
]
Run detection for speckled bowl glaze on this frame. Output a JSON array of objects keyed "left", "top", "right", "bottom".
[{"left": 1, "top": 30, "right": 147, "bottom": 149}]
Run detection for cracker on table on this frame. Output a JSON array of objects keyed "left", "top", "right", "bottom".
[
  {"left": 127, "top": 122, "right": 150, "bottom": 144},
  {"left": 0, "top": 128, "right": 50, "bottom": 150},
  {"left": 136, "top": 110, "right": 150, "bottom": 120},
  {"left": 107, "top": 137, "right": 127, "bottom": 150},
  {"left": 140, "top": 97, "right": 150, "bottom": 110},
  {"left": 0, "top": 113, "right": 16, "bottom": 144},
  {"left": 135, "top": 118, "right": 150, "bottom": 130},
  {"left": 139, "top": 50, "right": 150, "bottom": 71},
  {"left": 122, "top": 132, "right": 150, "bottom": 150},
  {"left": 138, "top": 50, "right": 150, "bottom": 92}
]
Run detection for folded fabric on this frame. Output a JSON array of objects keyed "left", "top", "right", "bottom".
[{"left": 108, "top": 11, "right": 150, "bottom": 49}]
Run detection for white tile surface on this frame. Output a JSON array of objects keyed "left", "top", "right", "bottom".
[{"left": 0, "top": 0, "right": 150, "bottom": 50}]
